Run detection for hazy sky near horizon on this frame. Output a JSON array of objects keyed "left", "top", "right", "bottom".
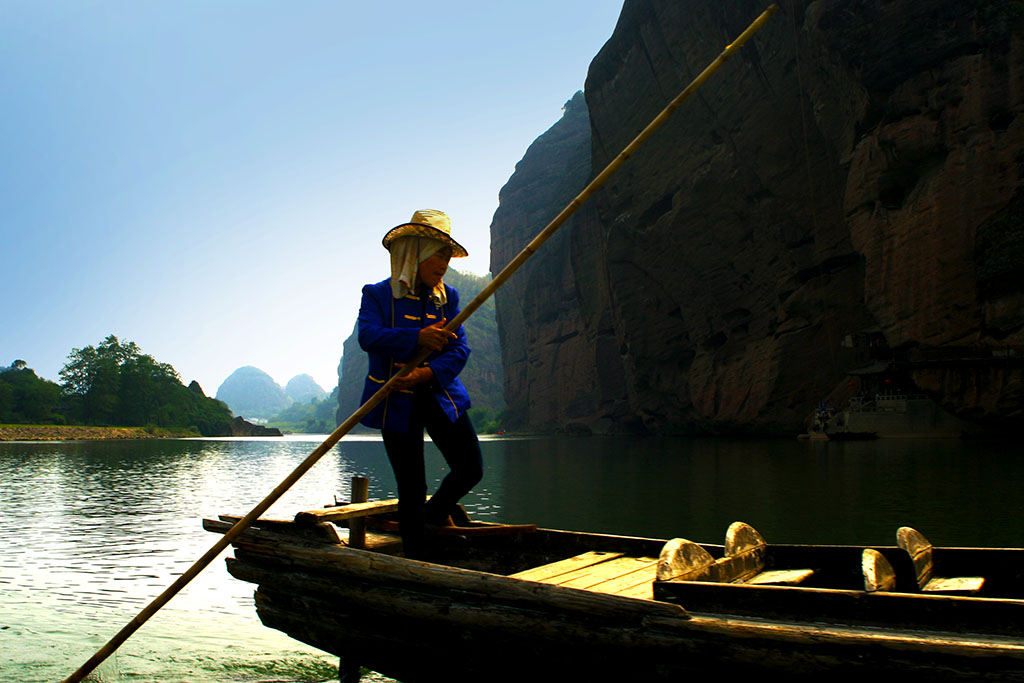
[{"left": 1, "top": 1, "right": 624, "bottom": 396}]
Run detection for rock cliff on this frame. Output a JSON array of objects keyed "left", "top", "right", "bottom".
[
  {"left": 228, "top": 416, "right": 283, "bottom": 437},
  {"left": 489, "top": 0, "right": 1024, "bottom": 434},
  {"left": 488, "top": 91, "right": 621, "bottom": 432}
]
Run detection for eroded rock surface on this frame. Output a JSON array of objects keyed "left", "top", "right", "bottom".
[{"left": 489, "top": 0, "right": 1024, "bottom": 433}]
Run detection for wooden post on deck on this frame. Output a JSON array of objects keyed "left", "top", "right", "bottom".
[
  {"left": 340, "top": 477, "right": 369, "bottom": 682},
  {"left": 348, "top": 476, "right": 369, "bottom": 549}
]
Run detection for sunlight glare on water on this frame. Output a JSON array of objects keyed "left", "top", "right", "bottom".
[
  {"left": 0, "top": 436, "right": 389, "bottom": 683},
  {"left": 2, "top": 434, "right": 1023, "bottom": 682}
]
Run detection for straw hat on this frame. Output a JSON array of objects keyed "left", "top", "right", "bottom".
[{"left": 382, "top": 209, "right": 469, "bottom": 257}]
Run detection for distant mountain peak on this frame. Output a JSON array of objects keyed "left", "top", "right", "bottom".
[
  {"left": 285, "top": 374, "right": 327, "bottom": 403},
  {"left": 216, "top": 366, "right": 291, "bottom": 420}
]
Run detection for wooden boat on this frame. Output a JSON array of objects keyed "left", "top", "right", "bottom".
[{"left": 205, "top": 501, "right": 1024, "bottom": 683}]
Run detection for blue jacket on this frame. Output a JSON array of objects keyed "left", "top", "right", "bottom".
[{"left": 357, "top": 278, "right": 472, "bottom": 432}]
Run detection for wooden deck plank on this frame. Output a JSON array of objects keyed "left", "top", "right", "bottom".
[
  {"left": 556, "top": 557, "right": 658, "bottom": 589},
  {"left": 508, "top": 551, "right": 624, "bottom": 582},
  {"left": 613, "top": 577, "right": 657, "bottom": 600},
  {"left": 585, "top": 561, "right": 658, "bottom": 595},
  {"left": 514, "top": 553, "right": 660, "bottom": 601},
  {"left": 748, "top": 568, "right": 816, "bottom": 586},
  {"left": 924, "top": 576, "right": 986, "bottom": 594},
  {"left": 376, "top": 520, "right": 539, "bottom": 537},
  {"left": 593, "top": 564, "right": 658, "bottom": 593},
  {"left": 295, "top": 499, "right": 402, "bottom": 524}
]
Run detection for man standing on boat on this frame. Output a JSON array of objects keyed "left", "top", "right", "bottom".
[{"left": 357, "top": 210, "right": 483, "bottom": 560}]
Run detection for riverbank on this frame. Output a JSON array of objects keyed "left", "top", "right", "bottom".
[{"left": 0, "top": 425, "right": 196, "bottom": 441}]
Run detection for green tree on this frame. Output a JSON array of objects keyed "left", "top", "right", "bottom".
[
  {"left": 184, "top": 382, "right": 234, "bottom": 436},
  {"left": 58, "top": 335, "right": 232, "bottom": 434},
  {"left": 60, "top": 336, "right": 136, "bottom": 424},
  {"left": 118, "top": 354, "right": 180, "bottom": 426},
  {"left": 0, "top": 361, "right": 62, "bottom": 424},
  {"left": 266, "top": 394, "right": 335, "bottom": 433},
  {"left": 0, "top": 381, "right": 13, "bottom": 422}
]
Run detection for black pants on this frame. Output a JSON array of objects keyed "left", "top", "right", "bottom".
[{"left": 382, "top": 390, "right": 483, "bottom": 559}]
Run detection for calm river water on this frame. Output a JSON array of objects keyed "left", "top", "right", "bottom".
[{"left": 1, "top": 434, "right": 1022, "bottom": 682}]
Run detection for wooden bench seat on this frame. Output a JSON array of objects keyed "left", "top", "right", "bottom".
[
  {"left": 294, "top": 498, "right": 403, "bottom": 525},
  {"left": 509, "top": 551, "right": 659, "bottom": 600},
  {"left": 898, "top": 526, "right": 985, "bottom": 595},
  {"left": 657, "top": 522, "right": 814, "bottom": 586},
  {"left": 863, "top": 529, "right": 986, "bottom": 595},
  {"left": 861, "top": 548, "right": 897, "bottom": 592}
]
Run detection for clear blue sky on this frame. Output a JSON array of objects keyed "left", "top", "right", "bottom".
[{"left": 1, "top": 1, "right": 624, "bottom": 395}]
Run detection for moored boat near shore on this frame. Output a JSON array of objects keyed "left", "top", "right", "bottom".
[
  {"left": 205, "top": 492, "right": 1024, "bottom": 683},
  {"left": 802, "top": 392, "right": 987, "bottom": 440}
]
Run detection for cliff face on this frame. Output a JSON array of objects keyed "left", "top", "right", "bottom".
[
  {"left": 489, "top": 0, "right": 1024, "bottom": 433},
  {"left": 336, "top": 321, "right": 367, "bottom": 427},
  {"left": 489, "top": 92, "right": 630, "bottom": 432}
]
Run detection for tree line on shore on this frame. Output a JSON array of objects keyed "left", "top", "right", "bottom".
[
  {"left": 264, "top": 392, "right": 339, "bottom": 433},
  {"left": 1, "top": 335, "right": 234, "bottom": 436}
]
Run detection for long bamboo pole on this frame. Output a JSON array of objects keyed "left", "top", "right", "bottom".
[{"left": 61, "top": 6, "right": 777, "bottom": 682}]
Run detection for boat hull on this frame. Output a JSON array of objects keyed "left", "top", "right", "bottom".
[{"left": 214, "top": 521, "right": 1024, "bottom": 682}]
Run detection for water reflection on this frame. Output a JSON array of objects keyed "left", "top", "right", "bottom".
[
  {"left": 0, "top": 436, "right": 369, "bottom": 683},
  {"left": 487, "top": 436, "right": 1024, "bottom": 547},
  {"left": 2, "top": 435, "right": 1022, "bottom": 682}
]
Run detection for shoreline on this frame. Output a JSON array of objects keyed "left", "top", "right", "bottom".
[{"left": 0, "top": 425, "right": 196, "bottom": 441}]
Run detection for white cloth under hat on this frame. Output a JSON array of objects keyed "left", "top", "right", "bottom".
[{"left": 389, "top": 236, "right": 448, "bottom": 305}]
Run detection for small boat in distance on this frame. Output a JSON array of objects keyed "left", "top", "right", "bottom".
[
  {"left": 803, "top": 392, "right": 974, "bottom": 440},
  {"left": 205, "top": 494, "right": 1024, "bottom": 683}
]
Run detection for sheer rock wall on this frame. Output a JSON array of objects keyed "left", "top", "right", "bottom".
[{"left": 489, "top": 0, "right": 1024, "bottom": 433}]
